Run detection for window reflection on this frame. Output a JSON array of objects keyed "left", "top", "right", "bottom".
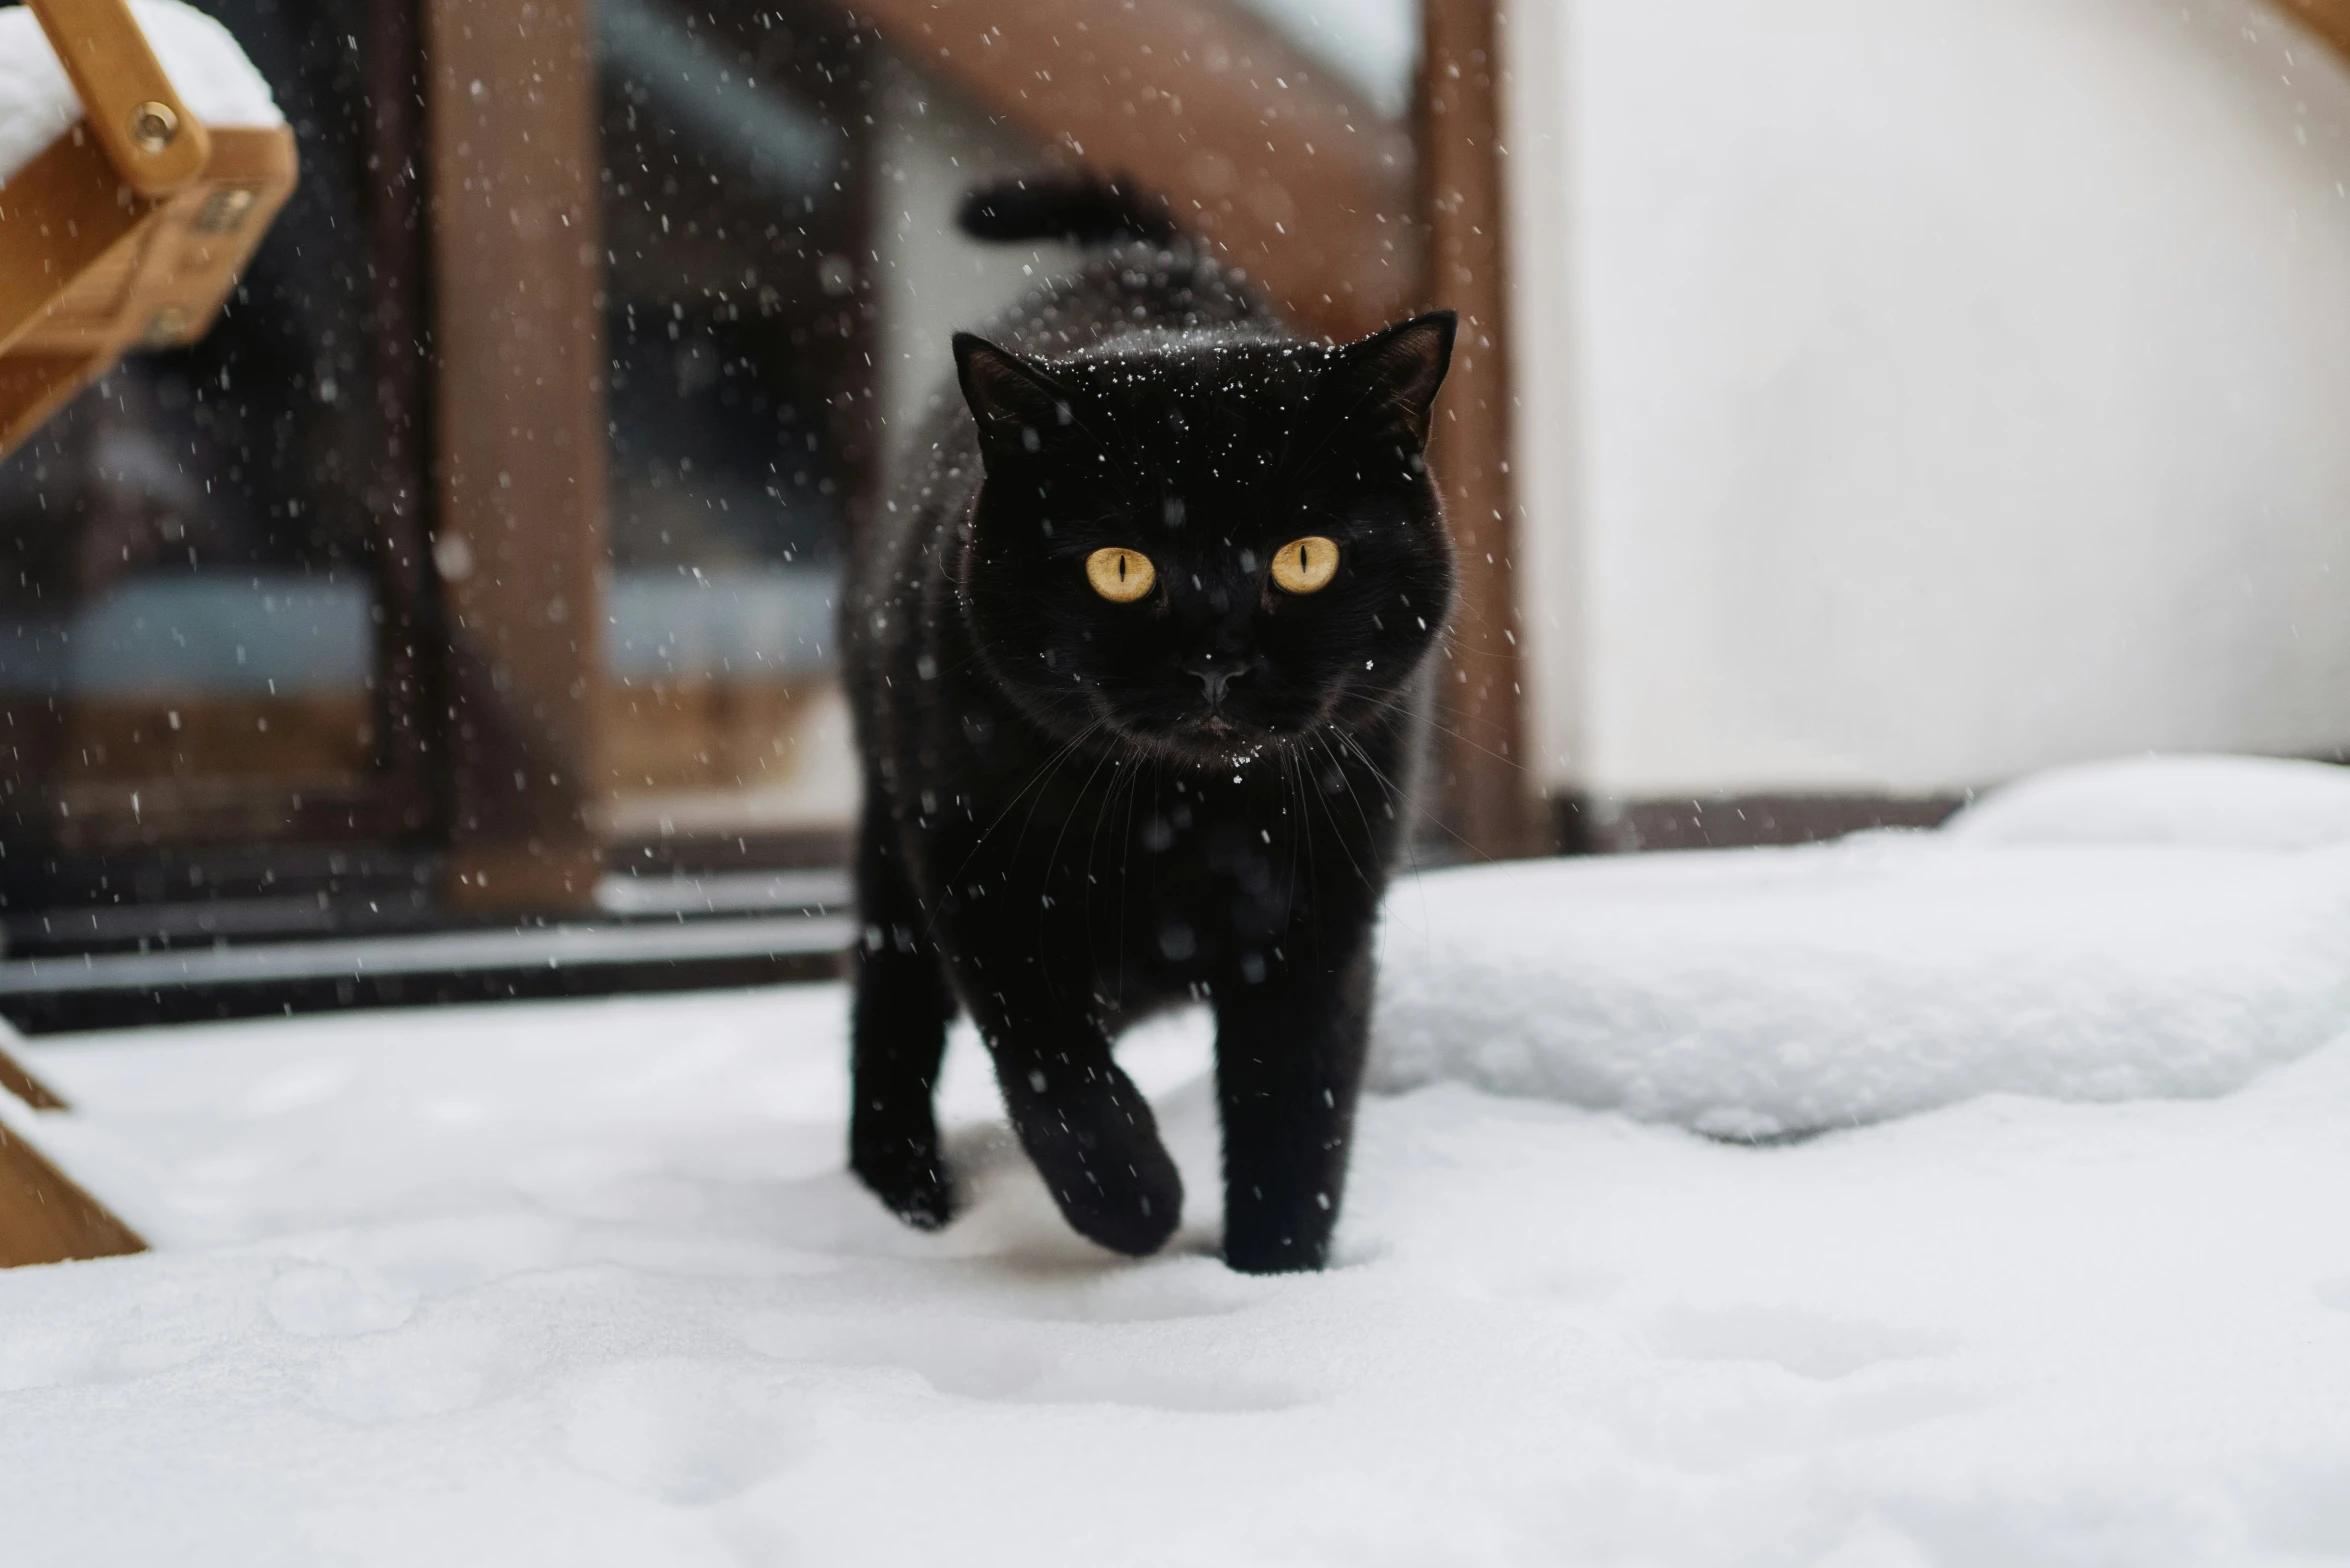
[
  {"left": 0, "top": 0, "right": 422, "bottom": 905},
  {"left": 596, "top": 0, "right": 869, "bottom": 841},
  {"left": 0, "top": 0, "right": 1432, "bottom": 957}
]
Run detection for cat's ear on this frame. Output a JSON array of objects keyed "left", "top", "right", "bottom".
[
  {"left": 1324, "top": 310, "right": 1456, "bottom": 450},
  {"left": 955, "top": 333, "right": 1076, "bottom": 465}
]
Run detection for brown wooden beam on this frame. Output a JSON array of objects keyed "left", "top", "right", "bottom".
[
  {"left": 0, "top": 1125, "right": 144, "bottom": 1267},
  {"left": 842, "top": 0, "right": 1418, "bottom": 341},
  {"left": 0, "top": 1041, "right": 144, "bottom": 1269},
  {"left": 0, "top": 1045, "right": 68, "bottom": 1112},
  {"left": 1421, "top": 0, "right": 1546, "bottom": 860},
  {"left": 423, "top": 0, "right": 610, "bottom": 911},
  {"left": 2274, "top": 0, "right": 2350, "bottom": 61}
]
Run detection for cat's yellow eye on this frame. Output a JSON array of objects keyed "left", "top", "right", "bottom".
[
  {"left": 1270, "top": 535, "right": 1340, "bottom": 595},
  {"left": 1086, "top": 546, "right": 1157, "bottom": 603}
]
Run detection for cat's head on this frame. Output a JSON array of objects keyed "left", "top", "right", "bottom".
[{"left": 953, "top": 312, "right": 1457, "bottom": 764}]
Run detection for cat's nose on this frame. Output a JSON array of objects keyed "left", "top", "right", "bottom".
[{"left": 1186, "top": 657, "right": 1257, "bottom": 707}]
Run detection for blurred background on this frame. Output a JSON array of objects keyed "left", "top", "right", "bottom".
[{"left": 1, "top": 0, "right": 2346, "bottom": 1029}]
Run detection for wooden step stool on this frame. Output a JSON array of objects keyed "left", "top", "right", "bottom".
[
  {"left": 0, "top": 0, "right": 297, "bottom": 459},
  {"left": 0, "top": 0, "right": 297, "bottom": 1263}
]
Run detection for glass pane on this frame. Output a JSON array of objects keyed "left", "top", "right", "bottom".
[
  {"left": 596, "top": 0, "right": 866, "bottom": 846},
  {"left": 1224, "top": 0, "right": 1418, "bottom": 119},
  {"left": 590, "top": 0, "right": 1423, "bottom": 856}
]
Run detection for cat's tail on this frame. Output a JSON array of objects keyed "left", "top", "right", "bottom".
[{"left": 956, "top": 174, "right": 1180, "bottom": 247}]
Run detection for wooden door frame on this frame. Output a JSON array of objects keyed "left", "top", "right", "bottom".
[
  {"left": 2277, "top": 0, "right": 2350, "bottom": 58},
  {"left": 1419, "top": 0, "right": 1546, "bottom": 859},
  {"left": 421, "top": 0, "right": 609, "bottom": 912}
]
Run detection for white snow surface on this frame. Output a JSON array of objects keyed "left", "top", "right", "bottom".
[
  {"left": 1944, "top": 753, "right": 2350, "bottom": 851},
  {"left": 0, "top": 1, "right": 281, "bottom": 184},
  {"left": 9, "top": 753, "right": 2350, "bottom": 1559},
  {"left": 5, "top": 986, "right": 2350, "bottom": 1564},
  {"left": 1373, "top": 756, "right": 2350, "bottom": 1138}
]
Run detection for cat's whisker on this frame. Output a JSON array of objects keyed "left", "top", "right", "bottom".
[
  {"left": 931, "top": 714, "right": 1107, "bottom": 934},
  {"left": 1314, "top": 731, "right": 1391, "bottom": 883},
  {"left": 1416, "top": 716, "right": 1530, "bottom": 776},
  {"left": 1332, "top": 726, "right": 1487, "bottom": 861},
  {"left": 1038, "top": 742, "right": 1123, "bottom": 942},
  {"left": 1303, "top": 733, "right": 1381, "bottom": 892}
]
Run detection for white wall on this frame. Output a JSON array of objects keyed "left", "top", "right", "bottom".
[
  {"left": 1507, "top": 0, "right": 2350, "bottom": 798},
  {"left": 870, "top": 56, "right": 1078, "bottom": 473},
  {"left": 1223, "top": 0, "right": 1419, "bottom": 118}
]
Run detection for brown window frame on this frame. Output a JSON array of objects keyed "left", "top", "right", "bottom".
[{"left": 3, "top": 0, "right": 1539, "bottom": 957}]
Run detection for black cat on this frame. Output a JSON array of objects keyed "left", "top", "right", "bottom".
[{"left": 842, "top": 177, "right": 1456, "bottom": 1273}]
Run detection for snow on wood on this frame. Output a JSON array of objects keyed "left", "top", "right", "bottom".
[{"left": 0, "top": 1, "right": 280, "bottom": 184}]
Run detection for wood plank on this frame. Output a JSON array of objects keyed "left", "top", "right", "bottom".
[
  {"left": 9, "top": 128, "right": 296, "bottom": 358},
  {"left": 0, "top": 1120, "right": 143, "bottom": 1268},
  {"left": 53, "top": 692, "right": 375, "bottom": 782},
  {"left": 0, "top": 127, "right": 150, "bottom": 358},
  {"left": 116, "top": 126, "right": 298, "bottom": 350},
  {"left": 1421, "top": 0, "right": 1547, "bottom": 859},
  {"left": 842, "top": 0, "right": 1418, "bottom": 340},
  {"left": 0, "top": 688, "right": 374, "bottom": 852},
  {"left": 0, "top": 1044, "right": 69, "bottom": 1112},
  {"left": 27, "top": 0, "right": 210, "bottom": 196},
  {"left": 423, "top": 0, "right": 610, "bottom": 911},
  {"left": 2274, "top": 0, "right": 2350, "bottom": 60},
  {"left": 0, "top": 126, "right": 296, "bottom": 457},
  {"left": 602, "top": 676, "right": 832, "bottom": 795}
]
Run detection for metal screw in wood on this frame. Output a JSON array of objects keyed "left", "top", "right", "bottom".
[
  {"left": 128, "top": 98, "right": 177, "bottom": 153},
  {"left": 194, "top": 184, "right": 257, "bottom": 234}
]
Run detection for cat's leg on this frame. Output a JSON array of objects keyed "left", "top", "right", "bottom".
[
  {"left": 955, "top": 964, "right": 1184, "bottom": 1258},
  {"left": 849, "top": 802, "right": 958, "bottom": 1229},
  {"left": 1213, "top": 944, "right": 1376, "bottom": 1273}
]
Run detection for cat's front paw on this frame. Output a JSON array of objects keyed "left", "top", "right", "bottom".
[
  {"left": 1221, "top": 1193, "right": 1336, "bottom": 1274},
  {"left": 1018, "top": 1107, "right": 1184, "bottom": 1257},
  {"left": 1052, "top": 1170, "right": 1184, "bottom": 1260},
  {"left": 1046, "top": 1159, "right": 1183, "bottom": 1258},
  {"left": 1221, "top": 1232, "right": 1330, "bottom": 1274},
  {"left": 852, "top": 1134, "right": 956, "bottom": 1231}
]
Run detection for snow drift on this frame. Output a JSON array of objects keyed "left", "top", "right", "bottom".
[{"left": 1372, "top": 755, "right": 2350, "bottom": 1137}]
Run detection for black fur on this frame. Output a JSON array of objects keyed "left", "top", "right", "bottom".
[
  {"left": 842, "top": 178, "right": 1456, "bottom": 1273},
  {"left": 956, "top": 172, "right": 1179, "bottom": 247}
]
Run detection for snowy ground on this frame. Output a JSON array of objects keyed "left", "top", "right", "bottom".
[
  {"left": 5, "top": 990, "right": 2350, "bottom": 1564},
  {"left": 5, "top": 757, "right": 2350, "bottom": 1564}
]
